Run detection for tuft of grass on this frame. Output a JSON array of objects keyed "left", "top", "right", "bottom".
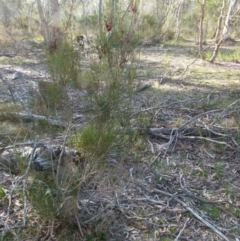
[
  {"left": 86, "top": 232, "right": 106, "bottom": 241},
  {"left": 199, "top": 203, "right": 221, "bottom": 219},
  {"left": 27, "top": 174, "right": 58, "bottom": 220},
  {"left": 215, "top": 163, "right": 223, "bottom": 180},
  {"left": 172, "top": 117, "right": 184, "bottom": 127},
  {"left": 1, "top": 230, "right": 15, "bottom": 241},
  {"left": 208, "top": 205, "right": 221, "bottom": 219},
  {"left": 160, "top": 235, "right": 173, "bottom": 241},
  {"left": 233, "top": 207, "right": 240, "bottom": 218}
]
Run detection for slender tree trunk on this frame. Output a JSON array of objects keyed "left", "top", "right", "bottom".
[
  {"left": 28, "top": 2, "right": 34, "bottom": 36},
  {"left": 99, "top": 0, "right": 103, "bottom": 38},
  {"left": 210, "top": 0, "right": 237, "bottom": 63},
  {"left": 112, "top": 0, "right": 116, "bottom": 27},
  {"left": 81, "top": 0, "right": 87, "bottom": 35},
  {"left": 48, "top": 0, "right": 62, "bottom": 53},
  {"left": 36, "top": 0, "right": 50, "bottom": 45},
  {"left": 64, "top": 0, "right": 75, "bottom": 33},
  {"left": 199, "top": 0, "right": 206, "bottom": 60},
  {"left": 175, "top": 0, "right": 184, "bottom": 41}
]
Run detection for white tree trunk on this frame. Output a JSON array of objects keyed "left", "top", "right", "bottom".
[
  {"left": 175, "top": 0, "right": 184, "bottom": 41},
  {"left": 210, "top": 0, "right": 237, "bottom": 63},
  {"left": 36, "top": 0, "right": 50, "bottom": 45},
  {"left": 98, "top": 0, "right": 103, "bottom": 38},
  {"left": 199, "top": 0, "right": 206, "bottom": 60}
]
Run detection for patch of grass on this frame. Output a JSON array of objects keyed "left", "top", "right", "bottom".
[
  {"left": 205, "top": 48, "right": 240, "bottom": 63},
  {"left": 223, "top": 183, "right": 233, "bottom": 196},
  {"left": 169, "top": 227, "right": 177, "bottom": 235},
  {"left": 38, "top": 81, "right": 67, "bottom": 109},
  {"left": 217, "top": 48, "right": 240, "bottom": 62},
  {"left": 236, "top": 131, "right": 240, "bottom": 143},
  {"left": 233, "top": 113, "right": 240, "bottom": 129},
  {"left": 0, "top": 186, "right": 6, "bottom": 198},
  {"left": 192, "top": 167, "right": 208, "bottom": 177},
  {"left": 208, "top": 205, "right": 221, "bottom": 219},
  {"left": 1, "top": 230, "right": 15, "bottom": 241},
  {"left": 0, "top": 121, "right": 33, "bottom": 145},
  {"left": 86, "top": 232, "right": 106, "bottom": 241},
  {"left": 160, "top": 235, "right": 173, "bottom": 241},
  {"left": 195, "top": 158, "right": 203, "bottom": 164},
  {"left": 27, "top": 174, "right": 58, "bottom": 219},
  {"left": 199, "top": 203, "right": 221, "bottom": 219},
  {"left": 233, "top": 207, "right": 240, "bottom": 218},
  {"left": 172, "top": 117, "right": 184, "bottom": 127},
  {"left": 0, "top": 103, "right": 23, "bottom": 114},
  {"left": 0, "top": 56, "right": 25, "bottom": 65},
  {"left": 215, "top": 163, "right": 223, "bottom": 180},
  {"left": 161, "top": 54, "right": 171, "bottom": 67}
]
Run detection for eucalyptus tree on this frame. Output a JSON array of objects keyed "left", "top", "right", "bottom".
[{"left": 210, "top": 0, "right": 238, "bottom": 63}]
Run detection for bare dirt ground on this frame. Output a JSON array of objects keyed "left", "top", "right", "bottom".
[{"left": 0, "top": 40, "right": 240, "bottom": 241}]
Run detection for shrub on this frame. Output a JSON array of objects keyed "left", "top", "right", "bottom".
[{"left": 45, "top": 41, "right": 80, "bottom": 86}]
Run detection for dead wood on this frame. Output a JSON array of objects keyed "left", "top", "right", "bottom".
[
  {"left": 0, "top": 112, "right": 82, "bottom": 129},
  {"left": 149, "top": 127, "right": 220, "bottom": 138}
]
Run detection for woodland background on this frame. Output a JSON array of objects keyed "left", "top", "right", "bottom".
[{"left": 0, "top": 0, "right": 240, "bottom": 241}]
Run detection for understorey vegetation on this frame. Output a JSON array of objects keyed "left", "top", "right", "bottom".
[{"left": 0, "top": 0, "right": 240, "bottom": 241}]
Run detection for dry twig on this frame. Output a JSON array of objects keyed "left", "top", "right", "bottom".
[{"left": 153, "top": 187, "right": 230, "bottom": 241}]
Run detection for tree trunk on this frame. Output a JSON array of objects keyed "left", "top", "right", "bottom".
[
  {"left": 98, "top": 0, "right": 103, "bottom": 39},
  {"left": 64, "top": 0, "right": 75, "bottom": 33},
  {"left": 36, "top": 0, "right": 50, "bottom": 45},
  {"left": 48, "top": 0, "right": 62, "bottom": 53},
  {"left": 175, "top": 0, "right": 184, "bottom": 41},
  {"left": 28, "top": 2, "right": 34, "bottom": 36},
  {"left": 199, "top": 0, "right": 206, "bottom": 60},
  {"left": 37, "top": 0, "right": 62, "bottom": 53},
  {"left": 209, "top": 0, "right": 237, "bottom": 63}
]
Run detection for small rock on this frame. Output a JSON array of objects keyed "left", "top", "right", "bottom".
[{"left": 11, "top": 71, "right": 22, "bottom": 80}]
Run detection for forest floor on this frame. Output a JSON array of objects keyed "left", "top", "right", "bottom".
[{"left": 0, "top": 39, "right": 240, "bottom": 241}]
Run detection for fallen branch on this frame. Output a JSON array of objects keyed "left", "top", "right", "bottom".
[
  {"left": 1, "top": 112, "right": 82, "bottom": 129},
  {"left": 212, "top": 99, "right": 240, "bottom": 126},
  {"left": 153, "top": 187, "right": 230, "bottom": 241},
  {"left": 174, "top": 218, "right": 190, "bottom": 241}
]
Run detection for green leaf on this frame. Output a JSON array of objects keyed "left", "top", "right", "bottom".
[{"left": 0, "top": 186, "right": 6, "bottom": 198}]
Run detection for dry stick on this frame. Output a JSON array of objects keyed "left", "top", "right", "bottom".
[
  {"left": 75, "top": 214, "right": 84, "bottom": 240},
  {"left": 2, "top": 112, "right": 66, "bottom": 127},
  {"left": 176, "top": 135, "right": 233, "bottom": 149},
  {"left": 150, "top": 128, "right": 176, "bottom": 166},
  {"left": 1, "top": 112, "right": 82, "bottom": 129},
  {"left": 22, "top": 180, "right": 27, "bottom": 226},
  {"left": 212, "top": 99, "right": 240, "bottom": 126},
  {"left": 174, "top": 217, "right": 190, "bottom": 241},
  {"left": 151, "top": 106, "right": 238, "bottom": 149},
  {"left": 178, "top": 109, "right": 222, "bottom": 132},
  {"left": 154, "top": 188, "right": 230, "bottom": 241},
  {"left": 54, "top": 122, "right": 71, "bottom": 190},
  {"left": 150, "top": 109, "right": 225, "bottom": 154}
]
